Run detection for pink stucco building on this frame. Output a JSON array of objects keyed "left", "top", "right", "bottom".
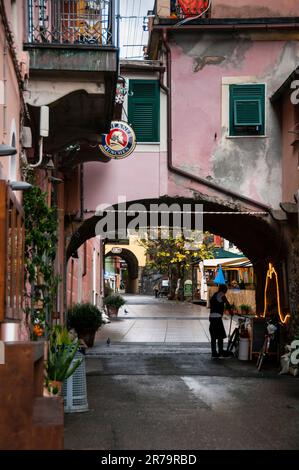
[{"left": 66, "top": 1, "right": 299, "bottom": 332}]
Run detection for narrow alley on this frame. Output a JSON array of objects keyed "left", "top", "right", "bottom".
[{"left": 64, "top": 295, "right": 299, "bottom": 450}]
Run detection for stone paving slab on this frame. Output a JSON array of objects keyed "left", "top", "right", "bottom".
[
  {"left": 64, "top": 296, "right": 299, "bottom": 451},
  {"left": 65, "top": 353, "right": 299, "bottom": 450}
]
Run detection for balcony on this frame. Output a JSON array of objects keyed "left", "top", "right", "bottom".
[
  {"left": 27, "top": 0, "right": 114, "bottom": 46},
  {"left": 24, "top": 1, "right": 118, "bottom": 167}
]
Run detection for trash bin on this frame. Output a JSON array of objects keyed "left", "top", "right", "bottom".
[
  {"left": 62, "top": 350, "right": 88, "bottom": 412},
  {"left": 238, "top": 338, "right": 250, "bottom": 361}
]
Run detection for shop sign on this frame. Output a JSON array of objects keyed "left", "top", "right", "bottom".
[
  {"left": 99, "top": 121, "right": 136, "bottom": 159},
  {"left": 112, "top": 247, "right": 122, "bottom": 254}
]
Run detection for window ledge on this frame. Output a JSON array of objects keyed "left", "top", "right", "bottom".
[{"left": 226, "top": 135, "right": 268, "bottom": 139}]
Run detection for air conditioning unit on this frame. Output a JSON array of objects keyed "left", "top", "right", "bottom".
[{"left": 21, "top": 127, "right": 32, "bottom": 148}]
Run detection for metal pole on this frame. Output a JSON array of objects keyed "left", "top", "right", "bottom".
[
  {"left": 110, "top": 0, "right": 116, "bottom": 46},
  {"left": 116, "top": 0, "right": 120, "bottom": 49}
]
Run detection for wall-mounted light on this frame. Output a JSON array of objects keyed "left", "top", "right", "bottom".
[
  {"left": 9, "top": 181, "right": 32, "bottom": 191},
  {"left": 0, "top": 144, "right": 17, "bottom": 157}
]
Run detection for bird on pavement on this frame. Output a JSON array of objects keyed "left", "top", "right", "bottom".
[{"left": 107, "top": 337, "right": 111, "bottom": 346}]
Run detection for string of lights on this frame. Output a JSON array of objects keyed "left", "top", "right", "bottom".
[{"left": 92, "top": 210, "right": 268, "bottom": 215}]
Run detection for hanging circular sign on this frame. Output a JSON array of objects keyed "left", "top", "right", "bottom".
[{"left": 99, "top": 121, "right": 136, "bottom": 159}]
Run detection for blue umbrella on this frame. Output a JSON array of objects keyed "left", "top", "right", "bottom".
[{"left": 214, "top": 265, "right": 226, "bottom": 285}]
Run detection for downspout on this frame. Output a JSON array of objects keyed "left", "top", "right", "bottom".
[
  {"left": 80, "top": 163, "right": 84, "bottom": 220},
  {"left": 161, "top": 30, "right": 270, "bottom": 211}
]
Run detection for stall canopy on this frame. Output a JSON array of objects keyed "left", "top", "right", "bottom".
[{"left": 204, "top": 257, "right": 251, "bottom": 268}]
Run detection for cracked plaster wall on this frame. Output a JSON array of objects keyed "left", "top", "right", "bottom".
[{"left": 171, "top": 32, "right": 299, "bottom": 208}]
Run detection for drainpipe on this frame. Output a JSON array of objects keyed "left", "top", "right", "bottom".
[
  {"left": 161, "top": 30, "right": 270, "bottom": 211},
  {"left": 80, "top": 163, "right": 84, "bottom": 220}
]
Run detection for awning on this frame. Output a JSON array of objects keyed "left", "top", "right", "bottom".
[{"left": 203, "top": 257, "right": 252, "bottom": 268}]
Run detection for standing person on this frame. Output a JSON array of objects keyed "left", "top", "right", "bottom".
[
  {"left": 209, "top": 284, "right": 232, "bottom": 358},
  {"left": 153, "top": 283, "right": 159, "bottom": 298}
]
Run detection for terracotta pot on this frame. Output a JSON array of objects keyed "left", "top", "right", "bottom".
[
  {"left": 78, "top": 328, "right": 97, "bottom": 348},
  {"left": 107, "top": 306, "right": 119, "bottom": 317}
]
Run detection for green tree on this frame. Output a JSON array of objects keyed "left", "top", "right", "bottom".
[{"left": 139, "top": 233, "right": 213, "bottom": 299}]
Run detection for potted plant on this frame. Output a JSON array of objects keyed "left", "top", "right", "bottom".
[
  {"left": 239, "top": 304, "right": 251, "bottom": 315},
  {"left": 230, "top": 303, "right": 238, "bottom": 315},
  {"left": 67, "top": 303, "right": 103, "bottom": 348},
  {"left": 45, "top": 325, "right": 82, "bottom": 395},
  {"left": 104, "top": 294, "right": 126, "bottom": 317}
]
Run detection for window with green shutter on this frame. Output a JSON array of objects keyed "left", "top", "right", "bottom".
[
  {"left": 229, "top": 84, "right": 265, "bottom": 136},
  {"left": 128, "top": 80, "right": 160, "bottom": 143}
]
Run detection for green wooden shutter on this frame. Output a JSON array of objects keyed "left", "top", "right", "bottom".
[
  {"left": 229, "top": 84, "right": 265, "bottom": 136},
  {"left": 128, "top": 80, "right": 160, "bottom": 143}
]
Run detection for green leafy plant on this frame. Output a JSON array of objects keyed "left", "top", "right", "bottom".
[
  {"left": 139, "top": 232, "right": 213, "bottom": 299},
  {"left": 104, "top": 294, "right": 126, "bottom": 309},
  {"left": 239, "top": 304, "right": 251, "bottom": 314},
  {"left": 46, "top": 325, "right": 82, "bottom": 382},
  {"left": 67, "top": 303, "right": 103, "bottom": 331},
  {"left": 23, "top": 172, "right": 60, "bottom": 338}
]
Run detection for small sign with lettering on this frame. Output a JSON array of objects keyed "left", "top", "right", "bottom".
[{"left": 99, "top": 121, "right": 136, "bottom": 159}]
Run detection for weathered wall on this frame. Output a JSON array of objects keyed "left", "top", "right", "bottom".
[
  {"left": 280, "top": 89, "right": 299, "bottom": 202},
  {"left": 66, "top": 237, "right": 103, "bottom": 307},
  {"left": 84, "top": 151, "right": 162, "bottom": 210},
  {"left": 211, "top": 0, "right": 299, "bottom": 18},
  {"left": 169, "top": 32, "right": 299, "bottom": 208},
  {"left": 155, "top": 0, "right": 299, "bottom": 19},
  {"left": 0, "top": 0, "right": 28, "bottom": 187}
]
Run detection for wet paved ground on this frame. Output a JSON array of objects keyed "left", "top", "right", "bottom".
[
  {"left": 95, "top": 294, "right": 232, "bottom": 344},
  {"left": 64, "top": 295, "right": 299, "bottom": 450}
]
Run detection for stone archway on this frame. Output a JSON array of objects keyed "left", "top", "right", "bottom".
[
  {"left": 66, "top": 196, "right": 287, "bottom": 314},
  {"left": 105, "top": 248, "right": 139, "bottom": 294}
]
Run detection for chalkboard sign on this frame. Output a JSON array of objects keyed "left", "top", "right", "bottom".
[{"left": 251, "top": 318, "right": 279, "bottom": 355}]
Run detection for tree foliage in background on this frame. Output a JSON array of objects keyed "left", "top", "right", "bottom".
[
  {"left": 24, "top": 172, "right": 59, "bottom": 339},
  {"left": 139, "top": 233, "right": 214, "bottom": 297}
]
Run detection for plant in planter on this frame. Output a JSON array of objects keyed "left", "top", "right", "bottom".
[
  {"left": 239, "top": 304, "right": 251, "bottom": 315},
  {"left": 45, "top": 325, "right": 82, "bottom": 395},
  {"left": 104, "top": 294, "right": 126, "bottom": 317},
  {"left": 67, "top": 303, "right": 103, "bottom": 348},
  {"left": 230, "top": 303, "right": 238, "bottom": 314}
]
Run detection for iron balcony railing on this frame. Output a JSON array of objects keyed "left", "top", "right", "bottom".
[{"left": 27, "top": 0, "right": 115, "bottom": 46}]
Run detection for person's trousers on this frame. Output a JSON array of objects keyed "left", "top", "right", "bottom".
[
  {"left": 209, "top": 317, "right": 226, "bottom": 355},
  {"left": 211, "top": 337, "right": 224, "bottom": 356}
]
